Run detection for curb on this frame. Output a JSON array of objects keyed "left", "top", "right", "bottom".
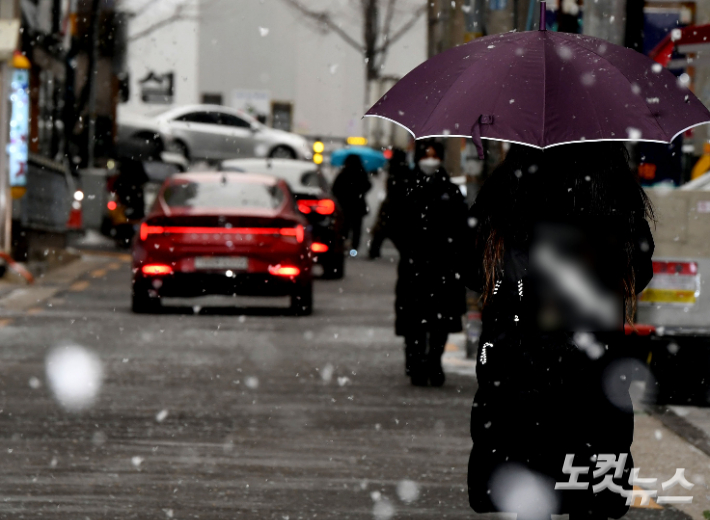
[
  {"left": 648, "top": 404, "right": 710, "bottom": 459},
  {"left": 0, "top": 253, "right": 127, "bottom": 312}
]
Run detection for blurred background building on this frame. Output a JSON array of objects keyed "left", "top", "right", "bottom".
[
  {"left": 119, "top": 0, "right": 427, "bottom": 142},
  {"left": 0, "top": 0, "right": 706, "bottom": 268}
]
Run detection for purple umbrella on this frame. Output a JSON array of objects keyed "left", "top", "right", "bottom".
[{"left": 365, "top": 2, "right": 710, "bottom": 158}]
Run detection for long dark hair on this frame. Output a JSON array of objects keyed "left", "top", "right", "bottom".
[{"left": 472, "top": 142, "right": 654, "bottom": 324}]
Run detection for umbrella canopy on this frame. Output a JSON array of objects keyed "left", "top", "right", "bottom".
[
  {"left": 365, "top": 20, "right": 710, "bottom": 158},
  {"left": 330, "top": 146, "right": 387, "bottom": 172}
]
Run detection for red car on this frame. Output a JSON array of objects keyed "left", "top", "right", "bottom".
[{"left": 132, "top": 172, "right": 313, "bottom": 315}]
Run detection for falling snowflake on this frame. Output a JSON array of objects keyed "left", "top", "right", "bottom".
[
  {"left": 245, "top": 376, "right": 259, "bottom": 389},
  {"left": 626, "top": 127, "right": 642, "bottom": 140},
  {"left": 372, "top": 497, "right": 395, "bottom": 520},
  {"left": 45, "top": 344, "right": 103, "bottom": 412},
  {"left": 581, "top": 72, "right": 596, "bottom": 86},
  {"left": 132, "top": 456, "right": 144, "bottom": 468},
  {"left": 156, "top": 409, "right": 169, "bottom": 422},
  {"left": 321, "top": 363, "right": 334, "bottom": 383},
  {"left": 556, "top": 45, "right": 573, "bottom": 61},
  {"left": 396, "top": 480, "right": 420, "bottom": 503},
  {"left": 259, "top": 27, "right": 269, "bottom": 37}
]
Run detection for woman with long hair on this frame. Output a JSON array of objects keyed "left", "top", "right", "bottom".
[{"left": 466, "top": 142, "right": 655, "bottom": 520}]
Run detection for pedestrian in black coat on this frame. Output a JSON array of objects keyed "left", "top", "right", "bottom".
[
  {"left": 465, "top": 142, "right": 655, "bottom": 520},
  {"left": 332, "top": 154, "right": 372, "bottom": 255},
  {"left": 389, "top": 141, "right": 468, "bottom": 386},
  {"left": 369, "top": 148, "right": 409, "bottom": 259}
]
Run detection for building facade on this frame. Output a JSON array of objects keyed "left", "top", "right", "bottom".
[{"left": 120, "top": 0, "right": 426, "bottom": 140}]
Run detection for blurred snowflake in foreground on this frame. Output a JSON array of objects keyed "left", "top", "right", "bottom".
[
  {"left": 396, "top": 479, "right": 420, "bottom": 503},
  {"left": 45, "top": 344, "right": 103, "bottom": 412},
  {"left": 372, "top": 496, "right": 395, "bottom": 520},
  {"left": 490, "top": 464, "right": 558, "bottom": 517}
]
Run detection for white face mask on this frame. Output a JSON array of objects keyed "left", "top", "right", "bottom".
[{"left": 418, "top": 157, "right": 441, "bottom": 175}]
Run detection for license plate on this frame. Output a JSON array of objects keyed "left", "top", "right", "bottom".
[{"left": 194, "top": 256, "right": 248, "bottom": 270}]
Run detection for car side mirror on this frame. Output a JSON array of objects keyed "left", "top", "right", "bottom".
[{"left": 250, "top": 123, "right": 260, "bottom": 133}]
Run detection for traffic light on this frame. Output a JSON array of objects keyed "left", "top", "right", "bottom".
[{"left": 313, "top": 140, "right": 324, "bottom": 165}]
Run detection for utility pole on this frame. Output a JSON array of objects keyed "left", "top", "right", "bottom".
[
  {"left": 583, "top": 0, "right": 626, "bottom": 45},
  {"left": 427, "top": 0, "right": 465, "bottom": 176},
  {"left": 86, "top": 0, "right": 100, "bottom": 169}
]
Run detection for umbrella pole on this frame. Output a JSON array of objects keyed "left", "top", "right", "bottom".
[{"left": 540, "top": 1, "right": 547, "bottom": 31}]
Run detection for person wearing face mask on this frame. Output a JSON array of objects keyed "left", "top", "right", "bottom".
[{"left": 388, "top": 141, "right": 468, "bottom": 386}]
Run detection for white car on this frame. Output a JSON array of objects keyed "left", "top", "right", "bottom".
[{"left": 118, "top": 105, "right": 312, "bottom": 162}]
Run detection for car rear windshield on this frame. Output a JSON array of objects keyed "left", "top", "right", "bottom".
[
  {"left": 162, "top": 180, "right": 285, "bottom": 210},
  {"left": 224, "top": 165, "right": 327, "bottom": 191}
]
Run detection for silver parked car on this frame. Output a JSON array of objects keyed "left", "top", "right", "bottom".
[{"left": 118, "top": 105, "right": 313, "bottom": 162}]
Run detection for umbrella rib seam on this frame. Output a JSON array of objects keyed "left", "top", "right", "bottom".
[
  {"left": 562, "top": 35, "right": 670, "bottom": 140},
  {"left": 417, "top": 32, "right": 529, "bottom": 137},
  {"left": 562, "top": 39, "right": 606, "bottom": 143},
  {"left": 542, "top": 31, "right": 547, "bottom": 147}
]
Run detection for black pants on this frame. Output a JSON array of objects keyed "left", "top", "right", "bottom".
[
  {"left": 368, "top": 224, "right": 386, "bottom": 258},
  {"left": 368, "top": 200, "right": 389, "bottom": 258},
  {"left": 343, "top": 211, "right": 364, "bottom": 250},
  {"left": 404, "top": 330, "right": 447, "bottom": 379}
]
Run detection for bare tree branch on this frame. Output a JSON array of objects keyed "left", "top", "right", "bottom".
[
  {"left": 375, "top": 0, "right": 397, "bottom": 71},
  {"left": 279, "top": 0, "right": 363, "bottom": 53},
  {"left": 381, "top": 0, "right": 397, "bottom": 46},
  {"left": 127, "top": 1, "right": 199, "bottom": 42},
  {"left": 375, "top": 4, "right": 426, "bottom": 54},
  {"left": 130, "top": 0, "right": 157, "bottom": 19}
]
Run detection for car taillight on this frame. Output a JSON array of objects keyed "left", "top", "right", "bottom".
[
  {"left": 268, "top": 265, "right": 300, "bottom": 276},
  {"left": 140, "top": 223, "right": 165, "bottom": 241},
  {"left": 312, "top": 242, "right": 328, "bottom": 253},
  {"left": 142, "top": 264, "right": 173, "bottom": 275},
  {"left": 298, "top": 199, "right": 335, "bottom": 215},
  {"left": 280, "top": 225, "right": 304, "bottom": 243},
  {"left": 107, "top": 201, "right": 117, "bottom": 211}
]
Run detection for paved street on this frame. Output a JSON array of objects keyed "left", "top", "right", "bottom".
[{"left": 0, "top": 253, "right": 703, "bottom": 519}]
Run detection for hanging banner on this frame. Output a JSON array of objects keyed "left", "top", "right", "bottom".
[{"left": 9, "top": 55, "right": 29, "bottom": 188}]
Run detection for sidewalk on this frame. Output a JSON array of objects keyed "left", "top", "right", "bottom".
[{"left": 0, "top": 252, "right": 129, "bottom": 314}]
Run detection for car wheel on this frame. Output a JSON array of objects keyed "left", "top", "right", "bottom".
[
  {"left": 290, "top": 282, "right": 313, "bottom": 316},
  {"left": 321, "top": 253, "right": 345, "bottom": 280},
  {"left": 132, "top": 282, "right": 161, "bottom": 314},
  {"left": 269, "top": 145, "right": 296, "bottom": 159}
]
